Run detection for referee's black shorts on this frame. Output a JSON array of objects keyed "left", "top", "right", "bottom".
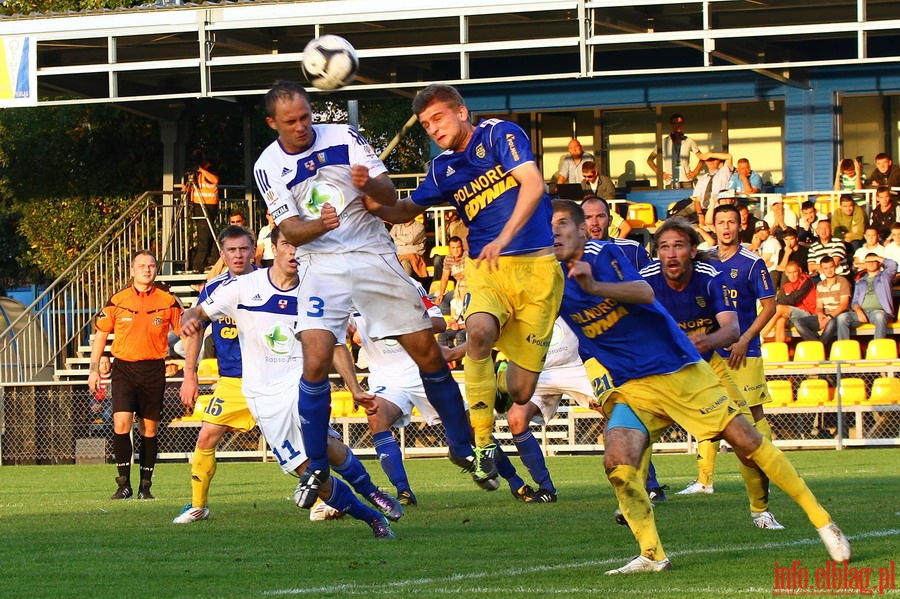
[{"left": 111, "top": 358, "right": 166, "bottom": 421}]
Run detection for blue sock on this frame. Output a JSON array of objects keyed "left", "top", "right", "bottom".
[
  {"left": 299, "top": 377, "right": 332, "bottom": 471},
  {"left": 492, "top": 437, "right": 526, "bottom": 491},
  {"left": 645, "top": 460, "right": 661, "bottom": 490},
  {"left": 512, "top": 429, "right": 555, "bottom": 493},
  {"left": 420, "top": 366, "right": 473, "bottom": 459},
  {"left": 373, "top": 431, "right": 410, "bottom": 494},
  {"left": 332, "top": 448, "right": 377, "bottom": 498},
  {"left": 325, "top": 477, "right": 381, "bottom": 522}
]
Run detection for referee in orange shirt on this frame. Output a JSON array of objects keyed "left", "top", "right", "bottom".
[{"left": 88, "top": 250, "right": 182, "bottom": 500}]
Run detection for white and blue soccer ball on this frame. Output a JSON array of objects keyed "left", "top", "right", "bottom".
[{"left": 301, "top": 35, "right": 359, "bottom": 90}]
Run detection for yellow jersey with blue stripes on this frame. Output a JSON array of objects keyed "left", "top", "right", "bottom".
[{"left": 410, "top": 118, "right": 553, "bottom": 257}]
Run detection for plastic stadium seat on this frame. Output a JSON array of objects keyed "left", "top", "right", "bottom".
[
  {"left": 794, "top": 378, "right": 832, "bottom": 406},
  {"left": 815, "top": 195, "right": 833, "bottom": 217},
  {"left": 197, "top": 358, "right": 219, "bottom": 380},
  {"left": 430, "top": 245, "right": 450, "bottom": 258},
  {"left": 829, "top": 339, "right": 861, "bottom": 362},
  {"left": 428, "top": 279, "right": 454, "bottom": 296},
  {"left": 793, "top": 340, "right": 825, "bottom": 363},
  {"left": 761, "top": 342, "right": 790, "bottom": 364},
  {"left": 865, "top": 338, "right": 898, "bottom": 362},
  {"left": 626, "top": 203, "right": 656, "bottom": 227},
  {"left": 330, "top": 390, "right": 355, "bottom": 418},
  {"left": 767, "top": 379, "right": 794, "bottom": 406},
  {"left": 836, "top": 378, "right": 867, "bottom": 405},
  {"left": 869, "top": 377, "right": 900, "bottom": 405}
]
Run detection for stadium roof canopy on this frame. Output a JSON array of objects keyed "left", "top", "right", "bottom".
[{"left": 3, "top": 0, "right": 900, "bottom": 120}]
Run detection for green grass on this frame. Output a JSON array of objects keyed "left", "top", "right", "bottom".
[{"left": 1, "top": 449, "right": 897, "bottom": 598}]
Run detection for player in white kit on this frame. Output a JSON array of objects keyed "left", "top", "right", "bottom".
[
  {"left": 254, "top": 81, "right": 480, "bottom": 509},
  {"left": 180, "top": 227, "right": 399, "bottom": 538}
]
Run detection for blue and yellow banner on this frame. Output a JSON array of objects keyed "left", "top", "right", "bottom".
[{"left": 0, "top": 36, "right": 36, "bottom": 106}]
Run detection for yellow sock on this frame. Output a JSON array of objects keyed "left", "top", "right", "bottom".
[
  {"left": 464, "top": 354, "right": 497, "bottom": 448},
  {"left": 747, "top": 437, "right": 831, "bottom": 529},
  {"left": 497, "top": 366, "right": 508, "bottom": 395},
  {"left": 742, "top": 417, "right": 772, "bottom": 513},
  {"left": 696, "top": 439, "right": 720, "bottom": 486},
  {"left": 606, "top": 465, "right": 666, "bottom": 561},
  {"left": 191, "top": 446, "right": 217, "bottom": 508},
  {"left": 638, "top": 446, "right": 652, "bottom": 483}
]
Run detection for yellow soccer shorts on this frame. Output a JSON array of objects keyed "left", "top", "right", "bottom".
[
  {"left": 724, "top": 355, "right": 771, "bottom": 408},
  {"left": 709, "top": 353, "right": 753, "bottom": 420},
  {"left": 464, "top": 253, "right": 563, "bottom": 373},
  {"left": 607, "top": 361, "right": 742, "bottom": 443},
  {"left": 202, "top": 376, "right": 257, "bottom": 432}
]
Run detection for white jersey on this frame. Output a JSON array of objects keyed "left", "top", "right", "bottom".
[
  {"left": 254, "top": 124, "right": 395, "bottom": 255},
  {"left": 353, "top": 281, "right": 443, "bottom": 382},
  {"left": 200, "top": 269, "right": 302, "bottom": 398},
  {"left": 543, "top": 318, "right": 586, "bottom": 370}
]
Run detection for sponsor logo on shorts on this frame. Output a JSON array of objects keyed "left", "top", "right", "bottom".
[
  {"left": 742, "top": 382, "right": 767, "bottom": 392},
  {"left": 699, "top": 394, "right": 728, "bottom": 414},
  {"left": 525, "top": 332, "right": 551, "bottom": 347}
]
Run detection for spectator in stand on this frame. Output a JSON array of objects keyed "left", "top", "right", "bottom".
[
  {"left": 868, "top": 153, "right": 900, "bottom": 188},
  {"left": 772, "top": 227, "right": 808, "bottom": 289},
  {"left": 445, "top": 209, "right": 468, "bottom": 250},
  {"left": 256, "top": 210, "right": 275, "bottom": 267},
  {"left": 91, "top": 354, "right": 114, "bottom": 425},
  {"left": 882, "top": 223, "right": 900, "bottom": 281},
  {"left": 737, "top": 204, "right": 759, "bottom": 245},
  {"left": 434, "top": 236, "right": 467, "bottom": 314},
  {"left": 691, "top": 151, "right": 734, "bottom": 227},
  {"left": 831, "top": 195, "right": 867, "bottom": 253},
  {"left": 761, "top": 261, "right": 817, "bottom": 343},
  {"left": 807, "top": 219, "right": 849, "bottom": 277},
  {"left": 792, "top": 256, "right": 851, "bottom": 343},
  {"left": 727, "top": 158, "right": 763, "bottom": 195},
  {"left": 870, "top": 186, "right": 899, "bottom": 242},
  {"left": 852, "top": 227, "right": 885, "bottom": 271},
  {"left": 762, "top": 197, "right": 798, "bottom": 239},
  {"left": 751, "top": 221, "right": 781, "bottom": 273},
  {"left": 390, "top": 215, "right": 429, "bottom": 279},
  {"left": 556, "top": 139, "right": 594, "bottom": 185},
  {"left": 797, "top": 201, "right": 828, "bottom": 247},
  {"left": 833, "top": 157, "right": 864, "bottom": 193},
  {"left": 187, "top": 148, "right": 220, "bottom": 273},
  {"left": 647, "top": 113, "right": 703, "bottom": 189},
  {"left": 580, "top": 161, "right": 616, "bottom": 200},
  {"left": 835, "top": 254, "right": 897, "bottom": 340}
]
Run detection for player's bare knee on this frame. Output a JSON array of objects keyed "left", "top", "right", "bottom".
[{"left": 722, "top": 415, "right": 762, "bottom": 457}]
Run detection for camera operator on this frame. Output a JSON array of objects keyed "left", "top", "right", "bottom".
[{"left": 185, "top": 148, "right": 220, "bottom": 273}]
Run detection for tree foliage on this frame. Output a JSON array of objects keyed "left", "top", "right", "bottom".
[{"left": 0, "top": 0, "right": 139, "bottom": 16}]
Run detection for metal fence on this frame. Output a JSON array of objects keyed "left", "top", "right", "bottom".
[{"left": 2, "top": 364, "right": 897, "bottom": 466}]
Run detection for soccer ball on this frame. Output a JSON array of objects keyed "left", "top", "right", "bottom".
[{"left": 301, "top": 35, "right": 359, "bottom": 90}]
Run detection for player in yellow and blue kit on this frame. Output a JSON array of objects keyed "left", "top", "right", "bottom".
[
  {"left": 365, "top": 84, "right": 563, "bottom": 482},
  {"left": 551, "top": 199, "right": 850, "bottom": 574},
  {"left": 641, "top": 217, "right": 786, "bottom": 530}
]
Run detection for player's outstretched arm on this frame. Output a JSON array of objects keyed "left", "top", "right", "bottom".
[
  {"left": 363, "top": 195, "right": 426, "bottom": 225},
  {"left": 179, "top": 305, "right": 210, "bottom": 410},
  {"left": 568, "top": 260, "right": 655, "bottom": 304},
  {"left": 351, "top": 167, "right": 398, "bottom": 207}
]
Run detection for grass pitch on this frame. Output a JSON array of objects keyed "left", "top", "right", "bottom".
[{"left": 0, "top": 448, "right": 897, "bottom": 598}]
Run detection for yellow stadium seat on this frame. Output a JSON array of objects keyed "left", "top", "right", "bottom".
[
  {"left": 761, "top": 341, "right": 790, "bottom": 364},
  {"left": 428, "top": 279, "right": 454, "bottom": 296},
  {"left": 782, "top": 198, "right": 801, "bottom": 217},
  {"left": 869, "top": 377, "right": 900, "bottom": 405},
  {"left": 865, "top": 338, "right": 898, "bottom": 362},
  {"left": 767, "top": 379, "right": 794, "bottom": 406},
  {"left": 794, "top": 378, "right": 832, "bottom": 407},
  {"left": 829, "top": 339, "right": 861, "bottom": 362},
  {"left": 330, "top": 390, "right": 355, "bottom": 418},
  {"left": 836, "top": 378, "right": 867, "bottom": 405},
  {"left": 815, "top": 195, "right": 834, "bottom": 217},
  {"left": 626, "top": 203, "right": 655, "bottom": 227},
  {"left": 430, "top": 245, "right": 450, "bottom": 258},
  {"left": 793, "top": 340, "right": 825, "bottom": 363},
  {"left": 197, "top": 358, "right": 219, "bottom": 380}
]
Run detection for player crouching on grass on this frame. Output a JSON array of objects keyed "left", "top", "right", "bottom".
[
  {"left": 179, "top": 227, "right": 400, "bottom": 538},
  {"left": 551, "top": 199, "right": 851, "bottom": 574}
]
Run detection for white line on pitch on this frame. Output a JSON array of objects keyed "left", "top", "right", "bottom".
[{"left": 262, "top": 528, "right": 899, "bottom": 596}]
